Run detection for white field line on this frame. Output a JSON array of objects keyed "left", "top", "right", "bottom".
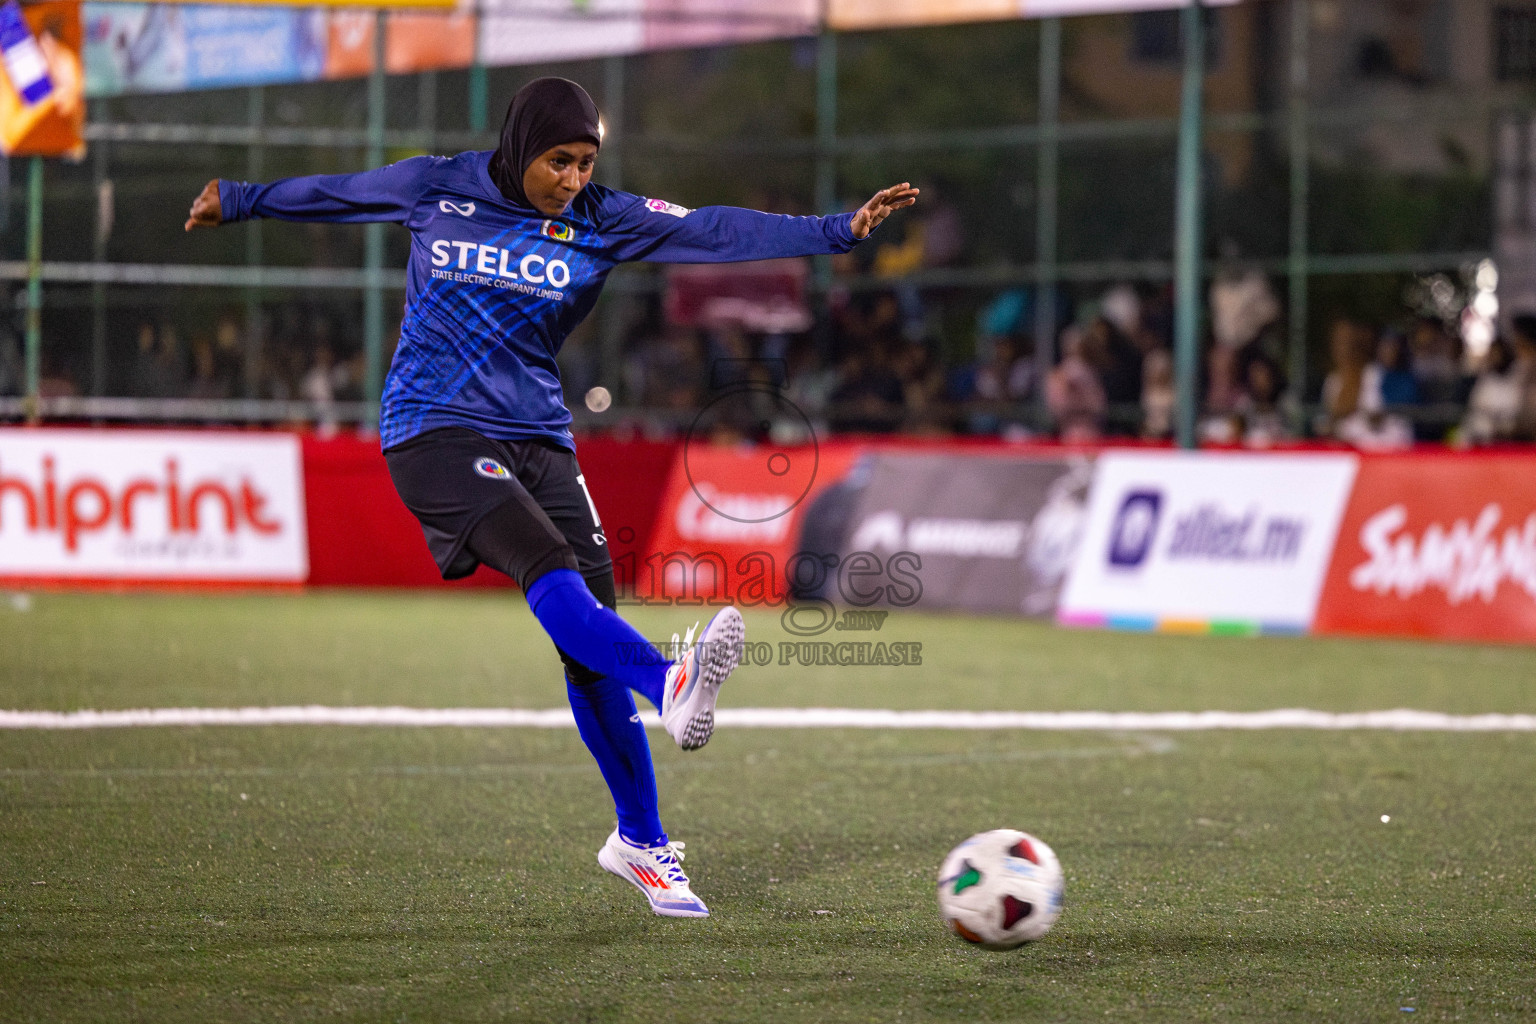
[{"left": 1, "top": 707, "right": 1535, "bottom": 732}]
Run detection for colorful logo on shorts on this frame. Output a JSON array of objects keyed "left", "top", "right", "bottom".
[
  {"left": 541, "top": 219, "right": 574, "bottom": 242},
  {"left": 474, "top": 458, "right": 511, "bottom": 480}
]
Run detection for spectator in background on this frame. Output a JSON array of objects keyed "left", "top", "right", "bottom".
[
  {"left": 37, "top": 353, "right": 79, "bottom": 399},
  {"left": 892, "top": 338, "right": 947, "bottom": 431},
  {"left": 186, "top": 335, "right": 231, "bottom": 401},
  {"left": 1140, "top": 347, "right": 1176, "bottom": 440},
  {"left": 780, "top": 333, "right": 837, "bottom": 440},
  {"left": 1409, "top": 317, "right": 1462, "bottom": 406},
  {"left": 1333, "top": 328, "right": 1416, "bottom": 451},
  {"left": 1460, "top": 336, "right": 1521, "bottom": 444},
  {"left": 0, "top": 327, "right": 20, "bottom": 396},
  {"left": 1047, "top": 326, "right": 1107, "bottom": 442},
  {"left": 129, "top": 321, "right": 187, "bottom": 399},
  {"left": 637, "top": 328, "right": 706, "bottom": 412},
  {"left": 1088, "top": 309, "right": 1143, "bottom": 409},
  {"left": 1361, "top": 329, "right": 1420, "bottom": 409},
  {"left": 973, "top": 334, "right": 1036, "bottom": 404},
  {"left": 1320, "top": 318, "right": 1369, "bottom": 434},
  {"left": 131, "top": 321, "right": 163, "bottom": 397},
  {"left": 828, "top": 341, "right": 905, "bottom": 434},
  {"left": 1209, "top": 263, "right": 1280, "bottom": 352},
  {"left": 302, "top": 344, "right": 339, "bottom": 436},
  {"left": 1204, "top": 342, "right": 1242, "bottom": 424},
  {"left": 1234, "top": 353, "right": 1293, "bottom": 447},
  {"left": 215, "top": 315, "right": 245, "bottom": 393},
  {"left": 1512, "top": 314, "right": 1536, "bottom": 440},
  {"left": 155, "top": 325, "right": 188, "bottom": 398}
]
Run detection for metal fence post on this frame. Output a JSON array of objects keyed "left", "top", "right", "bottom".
[
  {"left": 244, "top": 85, "right": 265, "bottom": 399},
  {"left": 363, "top": 10, "right": 387, "bottom": 431},
  {"left": 91, "top": 137, "right": 109, "bottom": 396},
  {"left": 1173, "top": 0, "right": 1207, "bottom": 450},
  {"left": 469, "top": 0, "right": 488, "bottom": 135},
  {"left": 815, "top": 28, "right": 838, "bottom": 217},
  {"left": 1035, "top": 17, "right": 1062, "bottom": 422},
  {"left": 813, "top": 28, "right": 838, "bottom": 300},
  {"left": 1287, "top": 0, "right": 1311, "bottom": 424},
  {"left": 24, "top": 155, "right": 43, "bottom": 423}
]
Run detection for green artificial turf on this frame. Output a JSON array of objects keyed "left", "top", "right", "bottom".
[{"left": 2, "top": 592, "right": 1534, "bottom": 1022}]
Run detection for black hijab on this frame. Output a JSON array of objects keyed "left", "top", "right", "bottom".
[{"left": 487, "top": 77, "right": 602, "bottom": 208}]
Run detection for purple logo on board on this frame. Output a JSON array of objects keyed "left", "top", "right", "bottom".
[{"left": 1108, "top": 490, "right": 1162, "bottom": 568}]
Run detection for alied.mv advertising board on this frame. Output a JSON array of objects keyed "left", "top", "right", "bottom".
[{"left": 1058, "top": 452, "right": 1358, "bottom": 633}]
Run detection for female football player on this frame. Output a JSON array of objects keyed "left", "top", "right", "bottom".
[{"left": 186, "top": 77, "right": 917, "bottom": 918}]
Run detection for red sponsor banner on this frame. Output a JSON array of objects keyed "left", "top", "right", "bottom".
[
  {"left": 1315, "top": 453, "right": 1536, "bottom": 643},
  {"left": 638, "top": 441, "right": 861, "bottom": 606},
  {"left": 301, "top": 433, "right": 677, "bottom": 589}
]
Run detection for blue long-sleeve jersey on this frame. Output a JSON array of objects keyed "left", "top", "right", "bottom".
[{"left": 219, "top": 151, "right": 863, "bottom": 450}]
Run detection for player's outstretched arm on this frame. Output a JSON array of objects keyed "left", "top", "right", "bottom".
[
  {"left": 184, "top": 179, "right": 222, "bottom": 231},
  {"left": 850, "top": 182, "right": 920, "bottom": 240},
  {"left": 189, "top": 157, "right": 438, "bottom": 228},
  {"left": 605, "top": 181, "right": 919, "bottom": 265}
]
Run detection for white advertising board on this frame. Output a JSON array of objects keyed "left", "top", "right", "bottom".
[
  {"left": 479, "top": 0, "right": 644, "bottom": 67},
  {"left": 1058, "top": 452, "right": 1357, "bottom": 632},
  {"left": 0, "top": 430, "right": 308, "bottom": 583}
]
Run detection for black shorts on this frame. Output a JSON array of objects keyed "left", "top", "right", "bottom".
[{"left": 384, "top": 427, "right": 611, "bottom": 592}]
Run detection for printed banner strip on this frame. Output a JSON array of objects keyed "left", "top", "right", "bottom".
[{"left": 1057, "top": 611, "right": 1307, "bottom": 637}]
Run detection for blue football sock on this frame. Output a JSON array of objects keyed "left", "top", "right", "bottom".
[
  {"left": 526, "top": 568, "right": 668, "bottom": 711},
  {"left": 566, "top": 674, "right": 666, "bottom": 847}
]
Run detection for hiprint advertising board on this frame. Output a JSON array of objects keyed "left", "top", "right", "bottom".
[
  {"left": 837, "top": 453, "right": 1094, "bottom": 617},
  {"left": 1313, "top": 454, "right": 1536, "bottom": 644},
  {"left": 1058, "top": 452, "right": 1358, "bottom": 635},
  {"left": 0, "top": 430, "right": 307, "bottom": 584}
]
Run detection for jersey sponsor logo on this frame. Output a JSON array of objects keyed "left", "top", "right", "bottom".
[
  {"left": 474, "top": 458, "right": 510, "bottom": 480},
  {"left": 438, "top": 200, "right": 476, "bottom": 217},
  {"left": 429, "top": 238, "right": 572, "bottom": 290},
  {"left": 645, "top": 198, "right": 690, "bottom": 218},
  {"left": 541, "top": 219, "right": 574, "bottom": 242}
]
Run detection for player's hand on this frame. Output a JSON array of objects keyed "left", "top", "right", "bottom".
[
  {"left": 184, "top": 179, "right": 223, "bottom": 231},
  {"left": 850, "top": 182, "right": 920, "bottom": 240}
]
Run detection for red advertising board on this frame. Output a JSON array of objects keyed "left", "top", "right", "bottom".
[
  {"left": 1314, "top": 453, "right": 1536, "bottom": 643},
  {"left": 302, "top": 433, "right": 677, "bottom": 589},
  {"left": 638, "top": 441, "right": 862, "bottom": 606}
]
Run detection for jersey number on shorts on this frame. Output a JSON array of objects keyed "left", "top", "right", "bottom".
[{"left": 576, "top": 473, "right": 606, "bottom": 545}]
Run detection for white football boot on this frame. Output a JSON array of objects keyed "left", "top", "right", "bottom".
[
  {"left": 659, "top": 606, "right": 745, "bottom": 751},
  {"left": 597, "top": 828, "right": 709, "bottom": 918}
]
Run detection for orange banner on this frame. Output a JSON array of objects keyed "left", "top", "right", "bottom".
[
  {"left": 829, "top": 0, "right": 1019, "bottom": 31},
  {"left": 325, "top": 9, "right": 475, "bottom": 79},
  {"left": 1314, "top": 454, "right": 1536, "bottom": 644},
  {"left": 0, "top": 0, "right": 83, "bottom": 159}
]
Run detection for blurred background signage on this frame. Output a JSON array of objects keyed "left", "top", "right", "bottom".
[
  {"left": 0, "top": 0, "right": 83, "bottom": 157},
  {"left": 76, "top": 0, "right": 1241, "bottom": 96}
]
